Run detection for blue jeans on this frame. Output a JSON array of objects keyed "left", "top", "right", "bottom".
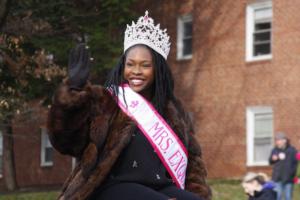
[{"left": 275, "top": 182, "right": 293, "bottom": 200}]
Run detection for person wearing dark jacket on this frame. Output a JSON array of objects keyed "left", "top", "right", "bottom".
[
  {"left": 269, "top": 132, "right": 298, "bottom": 200},
  {"left": 47, "top": 11, "right": 211, "bottom": 200},
  {"left": 242, "top": 172, "right": 277, "bottom": 200}
]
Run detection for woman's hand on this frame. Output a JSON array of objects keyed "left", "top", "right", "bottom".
[{"left": 68, "top": 43, "right": 93, "bottom": 90}]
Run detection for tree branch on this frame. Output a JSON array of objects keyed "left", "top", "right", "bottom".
[{"left": 0, "top": 49, "right": 27, "bottom": 77}]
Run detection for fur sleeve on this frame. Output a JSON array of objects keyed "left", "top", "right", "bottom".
[
  {"left": 167, "top": 100, "right": 212, "bottom": 199},
  {"left": 47, "top": 81, "right": 93, "bottom": 158},
  {"left": 185, "top": 133, "right": 212, "bottom": 200},
  {"left": 47, "top": 81, "right": 118, "bottom": 158},
  {"left": 184, "top": 113, "right": 212, "bottom": 200}
]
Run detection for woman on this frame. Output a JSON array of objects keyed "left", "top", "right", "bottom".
[
  {"left": 242, "top": 172, "right": 277, "bottom": 200},
  {"left": 48, "top": 11, "right": 211, "bottom": 200}
]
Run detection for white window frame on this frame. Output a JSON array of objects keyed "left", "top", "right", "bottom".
[
  {"left": 0, "top": 131, "right": 3, "bottom": 178},
  {"left": 40, "top": 127, "right": 54, "bottom": 167},
  {"left": 246, "top": 1, "right": 272, "bottom": 62},
  {"left": 177, "top": 14, "right": 193, "bottom": 60},
  {"left": 246, "top": 106, "right": 273, "bottom": 166}
]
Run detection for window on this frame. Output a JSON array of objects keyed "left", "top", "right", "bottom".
[
  {"left": 246, "top": 1, "right": 272, "bottom": 61},
  {"left": 177, "top": 14, "right": 193, "bottom": 60},
  {"left": 246, "top": 107, "right": 274, "bottom": 166},
  {"left": 41, "top": 128, "right": 53, "bottom": 166},
  {"left": 0, "top": 131, "right": 3, "bottom": 178}
]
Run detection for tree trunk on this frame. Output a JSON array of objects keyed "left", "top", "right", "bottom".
[
  {"left": 0, "top": 0, "right": 11, "bottom": 30},
  {"left": 2, "top": 117, "right": 17, "bottom": 191}
]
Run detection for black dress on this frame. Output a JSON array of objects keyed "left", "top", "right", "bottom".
[
  {"left": 104, "top": 128, "right": 174, "bottom": 189},
  {"left": 89, "top": 129, "right": 202, "bottom": 200}
]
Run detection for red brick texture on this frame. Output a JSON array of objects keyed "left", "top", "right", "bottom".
[
  {"left": 0, "top": 103, "right": 72, "bottom": 191},
  {"left": 139, "top": 0, "right": 300, "bottom": 179}
]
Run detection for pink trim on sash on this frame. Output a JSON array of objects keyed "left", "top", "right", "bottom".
[
  {"left": 110, "top": 84, "right": 188, "bottom": 189},
  {"left": 137, "top": 92, "right": 188, "bottom": 155}
]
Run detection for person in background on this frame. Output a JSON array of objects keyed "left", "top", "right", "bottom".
[
  {"left": 269, "top": 132, "right": 298, "bottom": 200},
  {"left": 293, "top": 143, "right": 300, "bottom": 184},
  {"left": 242, "top": 172, "right": 276, "bottom": 200}
]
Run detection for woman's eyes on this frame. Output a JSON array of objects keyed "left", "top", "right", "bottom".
[
  {"left": 142, "top": 63, "right": 152, "bottom": 67},
  {"left": 126, "top": 63, "right": 151, "bottom": 67}
]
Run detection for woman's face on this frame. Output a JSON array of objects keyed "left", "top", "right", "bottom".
[{"left": 124, "top": 45, "right": 155, "bottom": 96}]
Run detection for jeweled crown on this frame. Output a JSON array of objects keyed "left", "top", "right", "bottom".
[{"left": 124, "top": 11, "right": 171, "bottom": 60}]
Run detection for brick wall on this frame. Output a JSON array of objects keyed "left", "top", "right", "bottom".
[
  {"left": 139, "top": 0, "right": 300, "bottom": 179},
  {"left": 0, "top": 103, "right": 72, "bottom": 191}
]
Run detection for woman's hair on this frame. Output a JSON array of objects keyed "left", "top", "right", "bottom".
[
  {"left": 105, "top": 44, "right": 178, "bottom": 116},
  {"left": 255, "top": 174, "right": 267, "bottom": 185},
  {"left": 242, "top": 172, "right": 268, "bottom": 185}
]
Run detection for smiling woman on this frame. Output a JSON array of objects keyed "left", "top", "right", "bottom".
[
  {"left": 123, "top": 45, "right": 155, "bottom": 98},
  {"left": 47, "top": 11, "right": 211, "bottom": 200}
]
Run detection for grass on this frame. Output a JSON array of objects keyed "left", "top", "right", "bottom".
[
  {"left": 0, "top": 191, "right": 58, "bottom": 200},
  {"left": 210, "top": 179, "right": 300, "bottom": 200},
  {"left": 0, "top": 181, "right": 299, "bottom": 200},
  {"left": 210, "top": 179, "right": 246, "bottom": 200}
]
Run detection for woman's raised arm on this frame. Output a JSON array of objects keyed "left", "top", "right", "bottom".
[{"left": 47, "top": 43, "right": 94, "bottom": 158}]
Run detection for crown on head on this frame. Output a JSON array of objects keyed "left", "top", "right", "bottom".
[{"left": 124, "top": 11, "right": 171, "bottom": 60}]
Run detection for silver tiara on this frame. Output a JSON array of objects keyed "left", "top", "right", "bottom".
[{"left": 124, "top": 11, "right": 171, "bottom": 60}]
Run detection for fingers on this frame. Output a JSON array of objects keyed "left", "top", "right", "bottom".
[
  {"left": 85, "top": 46, "right": 95, "bottom": 62},
  {"left": 67, "top": 43, "right": 93, "bottom": 86},
  {"left": 68, "top": 48, "right": 76, "bottom": 67},
  {"left": 79, "top": 45, "right": 93, "bottom": 70},
  {"left": 80, "top": 46, "right": 89, "bottom": 66},
  {"left": 68, "top": 43, "right": 84, "bottom": 68}
]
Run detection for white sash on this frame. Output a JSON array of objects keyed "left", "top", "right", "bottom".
[{"left": 112, "top": 84, "right": 188, "bottom": 189}]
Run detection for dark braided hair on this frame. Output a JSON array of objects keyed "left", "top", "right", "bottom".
[{"left": 105, "top": 44, "right": 179, "bottom": 117}]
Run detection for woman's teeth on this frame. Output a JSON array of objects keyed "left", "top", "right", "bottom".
[{"left": 132, "top": 79, "right": 143, "bottom": 85}]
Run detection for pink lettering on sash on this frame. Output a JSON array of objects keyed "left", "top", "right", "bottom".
[
  {"left": 110, "top": 84, "right": 188, "bottom": 189},
  {"left": 149, "top": 122, "right": 174, "bottom": 153},
  {"left": 168, "top": 150, "right": 186, "bottom": 172},
  {"left": 130, "top": 100, "right": 139, "bottom": 108}
]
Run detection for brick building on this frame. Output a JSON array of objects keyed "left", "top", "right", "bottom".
[
  {"left": 140, "top": 0, "right": 300, "bottom": 178},
  {"left": 0, "top": 104, "right": 73, "bottom": 191},
  {"left": 0, "top": 0, "right": 300, "bottom": 191}
]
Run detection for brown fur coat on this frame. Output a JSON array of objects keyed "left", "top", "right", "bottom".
[{"left": 47, "top": 82, "right": 212, "bottom": 200}]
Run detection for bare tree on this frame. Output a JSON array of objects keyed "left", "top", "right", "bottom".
[
  {"left": 0, "top": 0, "right": 17, "bottom": 191},
  {"left": 2, "top": 116, "right": 17, "bottom": 191}
]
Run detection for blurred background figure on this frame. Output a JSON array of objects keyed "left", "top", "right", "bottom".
[
  {"left": 293, "top": 142, "right": 300, "bottom": 184},
  {"left": 242, "top": 172, "right": 276, "bottom": 200},
  {"left": 269, "top": 132, "right": 298, "bottom": 200}
]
